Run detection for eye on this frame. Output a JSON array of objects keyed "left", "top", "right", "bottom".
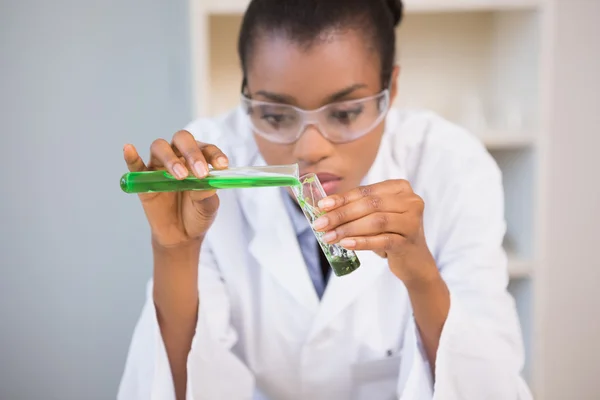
[
  {"left": 261, "top": 113, "right": 295, "bottom": 126},
  {"left": 330, "top": 106, "right": 364, "bottom": 125},
  {"left": 262, "top": 114, "right": 285, "bottom": 124},
  {"left": 258, "top": 106, "right": 297, "bottom": 128}
]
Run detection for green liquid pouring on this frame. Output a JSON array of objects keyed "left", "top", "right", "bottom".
[{"left": 119, "top": 165, "right": 360, "bottom": 277}]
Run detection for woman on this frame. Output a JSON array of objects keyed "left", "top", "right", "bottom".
[{"left": 118, "top": 0, "right": 532, "bottom": 399}]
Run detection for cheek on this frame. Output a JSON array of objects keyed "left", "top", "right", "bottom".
[
  {"left": 338, "top": 126, "right": 385, "bottom": 186},
  {"left": 344, "top": 126, "right": 384, "bottom": 166}
]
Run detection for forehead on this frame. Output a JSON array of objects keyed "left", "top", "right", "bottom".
[{"left": 245, "top": 30, "right": 381, "bottom": 108}]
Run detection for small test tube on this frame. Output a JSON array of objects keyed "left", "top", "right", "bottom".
[{"left": 293, "top": 173, "right": 361, "bottom": 277}]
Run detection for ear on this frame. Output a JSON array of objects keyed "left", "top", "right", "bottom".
[{"left": 389, "top": 64, "right": 401, "bottom": 105}]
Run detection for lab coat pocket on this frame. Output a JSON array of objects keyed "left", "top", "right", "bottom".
[{"left": 351, "top": 355, "right": 401, "bottom": 400}]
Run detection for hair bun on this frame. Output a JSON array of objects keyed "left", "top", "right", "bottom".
[{"left": 385, "top": 0, "right": 404, "bottom": 27}]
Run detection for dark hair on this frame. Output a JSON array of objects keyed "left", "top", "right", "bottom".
[{"left": 238, "top": 0, "right": 404, "bottom": 90}]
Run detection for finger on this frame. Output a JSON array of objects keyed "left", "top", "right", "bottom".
[
  {"left": 319, "top": 179, "right": 412, "bottom": 211},
  {"left": 172, "top": 142, "right": 228, "bottom": 170},
  {"left": 172, "top": 130, "right": 209, "bottom": 178},
  {"left": 149, "top": 138, "right": 189, "bottom": 180},
  {"left": 338, "top": 234, "right": 406, "bottom": 252},
  {"left": 199, "top": 142, "right": 229, "bottom": 170},
  {"left": 313, "top": 193, "right": 411, "bottom": 232},
  {"left": 123, "top": 144, "right": 148, "bottom": 172},
  {"left": 321, "top": 212, "right": 407, "bottom": 244}
]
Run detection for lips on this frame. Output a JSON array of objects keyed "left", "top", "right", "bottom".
[
  {"left": 315, "top": 173, "right": 341, "bottom": 183},
  {"left": 299, "top": 172, "right": 342, "bottom": 195},
  {"left": 320, "top": 180, "right": 341, "bottom": 195}
]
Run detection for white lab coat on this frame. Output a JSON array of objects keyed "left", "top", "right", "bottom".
[{"left": 118, "top": 107, "right": 533, "bottom": 400}]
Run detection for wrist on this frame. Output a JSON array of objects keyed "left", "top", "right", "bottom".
[
  {"left": 391, "top": 257, "right": 441, "bottom": 292},
  {"left": 152, "top": 237, "right": 201, "bottom": 312},
  {"left": 152, "top": 237, "right": 203, "bottom": 266},
  {"left": 403, "top": 268, "right": 443, "bottom": 293}
]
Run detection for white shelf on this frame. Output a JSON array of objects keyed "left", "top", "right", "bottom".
[
  {"left": 508, "top": 258, "right": 534, "bottom": 279},
  {"left": 203, "top": 0, "right": 246, "bottom": 15},
  {"left": 204, "top": 0, "right": 542, "bottom": 15},
  {"left": 480, "top": 133, "right": 535, "bottom": 149},
  {"left": 404, "top": 0, "right": 542, "bottom": 13}
]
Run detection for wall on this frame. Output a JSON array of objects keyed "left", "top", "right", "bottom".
[
  {"left": 3, "top": 0, "right": 600, "bottom": 399},
  {"left": 0, "top": 0, "right": 191, "bottom": 398},
  {"left": 539, "top": 0, "right": 600, "bottom": 398}
]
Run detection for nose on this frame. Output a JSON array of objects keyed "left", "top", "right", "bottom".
[{"left": 292, "top": 124, "right": 333, "bottom": 166}]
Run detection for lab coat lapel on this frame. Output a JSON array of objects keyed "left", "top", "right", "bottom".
[
  {"left": 308, "top": 251, "right": 389, "bottom": 340},
  {"left": 238, "top": 159, "right": 320, "bottom": 313},
  {"left": 226, "top": 111, "right": 319, "bottom": 312}
]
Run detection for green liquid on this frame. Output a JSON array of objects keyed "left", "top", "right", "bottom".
[
  {"left": 120, "top": 170, "right": 300, "bottom": 194},
  {"left": 298, "top": 188, "right": 361, "bottom": 277},
  {"left": 329, "top": 256, "right": 361, "bottom": 277},
  {"left": 314, "top": 234, "right": 362, "bottom": 277}
]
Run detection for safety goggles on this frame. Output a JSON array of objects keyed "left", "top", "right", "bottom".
[{"left": 240, "top": 89, "right": 390, "bottom": 145}]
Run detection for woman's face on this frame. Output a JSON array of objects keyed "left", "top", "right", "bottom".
[{"left": 245, "top": 30, "right": 399, "bottom": 195}]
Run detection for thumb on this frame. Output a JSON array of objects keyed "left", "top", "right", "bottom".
[
  {"left": 183, "top": 191, "right": 220, "bottom": 238},
  {"left": 188, "top": 189, "right": 218, "bottom": 204},
  {"left": 123, "top": 144, "right": 147, "bottom": 172}
]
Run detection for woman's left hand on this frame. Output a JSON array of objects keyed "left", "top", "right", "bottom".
[{"left": 313, "top": 179, "right": 439, "bottom": 285}]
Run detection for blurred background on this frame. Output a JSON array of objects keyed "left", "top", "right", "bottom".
[{"left": 1, "top": 0, "right": 599, "bottom": 399}]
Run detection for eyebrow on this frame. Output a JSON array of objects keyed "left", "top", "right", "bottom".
[
  {"left": 254, "top": 91, "right": 296, "bottom": 104},
  {"left": 327, "top": 84, "right": 368, "bottom": 102},
  {"left": 254, "top": 83, "right": 368, "bottom": 105}
]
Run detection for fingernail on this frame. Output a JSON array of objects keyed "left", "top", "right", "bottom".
[
  {"left": 174, "top": 163, "right": 188, "bottom": 179},
  {"left": 313, "top": 217, "right": 328, "bottom": 231},
  {"left": 217, "top": 156, "right": 228, "bottom": 167},
  {"left": 194, "top": 161, "right": 207, "bottom": 177},
  {"left": 340, "top": 239, "right": 356, "bottom": 249},
  {"left": 318, "top": 198, "right": 335, "bottom": 210},
  {"left": 322, "top": 231, "right": 337, "bottom": 243}
]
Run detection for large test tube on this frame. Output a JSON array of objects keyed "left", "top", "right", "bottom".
[{"left": 120, "top": 164, "right": 300, "bottom": 194}]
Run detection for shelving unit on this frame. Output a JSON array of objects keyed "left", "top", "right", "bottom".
[
  {"left": 190, "top": 0, "right": 547, "bottom": 394},
  {"left": 203, "top": 0, "right": 542, "bottom": 15}
]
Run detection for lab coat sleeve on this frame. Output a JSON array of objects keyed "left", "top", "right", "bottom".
[
  {"left": 117, "top": 243, "right": 255, "bottom": 400},
  {"left": 398, "top": 144, "right": 533, "bottom": 400}
]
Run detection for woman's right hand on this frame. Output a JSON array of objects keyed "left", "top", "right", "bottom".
[{"left": 123, "top": 130, "right": 228, "bottom": 249}]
